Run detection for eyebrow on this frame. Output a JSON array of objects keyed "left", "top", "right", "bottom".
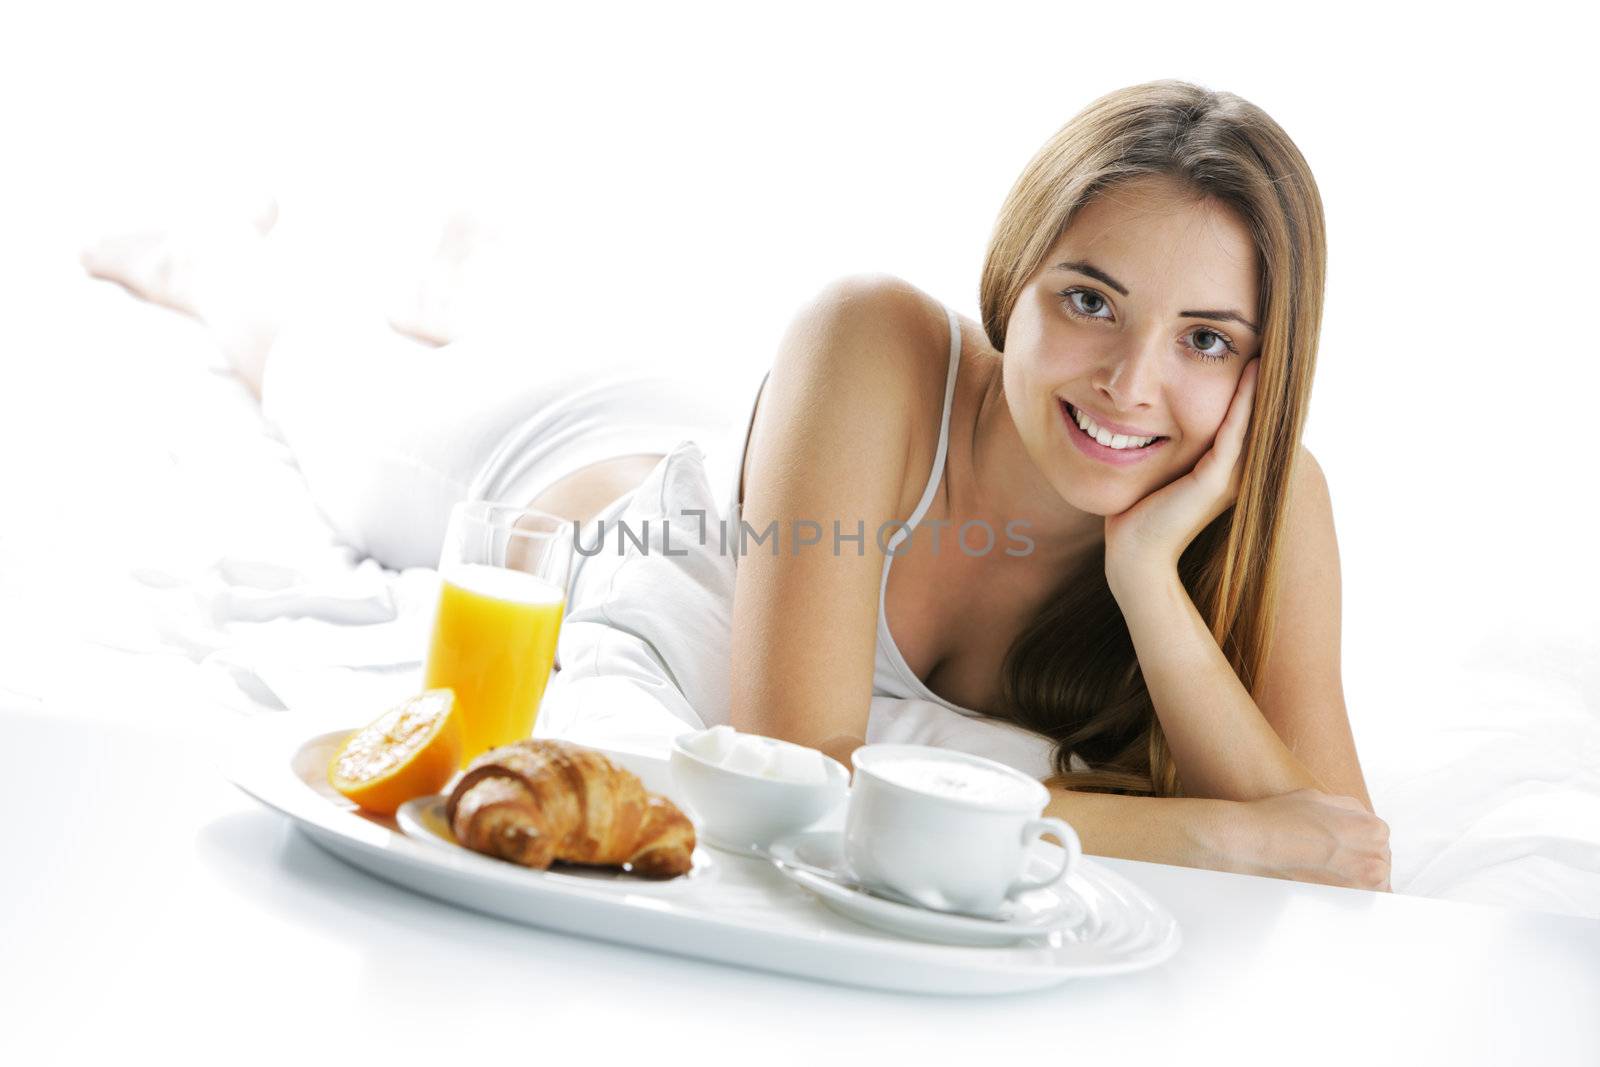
[{"left": 1051, "top": 259, "right": 1259, "bottom": 333}]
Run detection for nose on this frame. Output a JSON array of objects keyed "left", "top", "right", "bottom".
[{"left": 1093, "top": 331, "right": 1163, "bottom": 414}]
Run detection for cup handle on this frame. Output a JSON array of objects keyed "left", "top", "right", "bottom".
[{"left": 1005, "top": 816, "right": 1081, "bottom": 900}]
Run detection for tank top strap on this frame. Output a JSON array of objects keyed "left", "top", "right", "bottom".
[{"left": 901, "top": 301, "right": 962, "bottom": 532}]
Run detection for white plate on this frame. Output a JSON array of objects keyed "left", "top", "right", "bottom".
[
  {"left": 396, "top": 794, "right": 719, "bottom": 891},
  {"left": 222, "top": 709, "right": 1182, "bottom": 995},
  {"left": 768, "top": 830, "right": 1091, "bottom": 947}
]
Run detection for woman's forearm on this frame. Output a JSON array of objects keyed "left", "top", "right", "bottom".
[
  {"left": 1111, "top": 568, "right": 1326, "bottom": 803},
  {"left": 1045, "top": 786, "right": 1251, "bottom": 873}
]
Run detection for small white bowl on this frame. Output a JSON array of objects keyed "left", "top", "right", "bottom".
[{"left": 669, "top": 729, "right": 850, "bottom": 855}]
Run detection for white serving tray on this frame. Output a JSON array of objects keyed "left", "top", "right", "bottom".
[{"left": 222, "top": 709, "right": 1181, "bottom": 995}]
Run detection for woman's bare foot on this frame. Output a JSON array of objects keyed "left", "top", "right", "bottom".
[
  {"left": 80, "top": 197, "right": 278, "bottom": 315},
  {"left": 80, "top": 197, "right": 284, "bottom": 396},
  {"left": 386, "top": 209, "right": 530, "bottom": 346}
]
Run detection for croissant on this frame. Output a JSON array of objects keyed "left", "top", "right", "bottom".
[{"left": 445, "top": 739, "right": 696, "bottom": 878}]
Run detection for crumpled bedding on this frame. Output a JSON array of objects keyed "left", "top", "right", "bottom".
[{"left": 8, "top": 271, "right": 1596, "bottom": 923}]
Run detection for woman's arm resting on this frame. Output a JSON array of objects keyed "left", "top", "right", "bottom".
[
  {"left": 1110, "top": 568, "right": 1327, "bottom": 802},
  {"left": 1050, "top": 785, "right": 1392, "bottom": 891},
  {"left": 1107, "top": 448, "right": 1374, "bottom": 809},
  {"left": 1046, "top": 787, "right": 1247, "bottom": 873},
  {"left": 1249, "top": 449, "right": 1375, "bottom": 812}
]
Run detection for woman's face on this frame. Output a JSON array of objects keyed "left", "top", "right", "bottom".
[{"left": 1002, "top": 174, "right": 1262, "bottom": 517}]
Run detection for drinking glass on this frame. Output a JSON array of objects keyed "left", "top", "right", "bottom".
[{"left": 423, "top": 501, "right": 574, "bottom": 767}]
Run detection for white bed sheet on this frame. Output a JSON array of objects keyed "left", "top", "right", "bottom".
[{"left": 4, "top": 264, "right": 1596, "bottom": 923}]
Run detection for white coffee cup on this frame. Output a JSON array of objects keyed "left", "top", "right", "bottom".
[{"left": 845, "top": 744, "right": 1082, "bottom": 916}]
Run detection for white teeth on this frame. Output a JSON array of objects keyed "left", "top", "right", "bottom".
[{"left": 1071, "top": 405, "right": 1157, "bottom": 449}]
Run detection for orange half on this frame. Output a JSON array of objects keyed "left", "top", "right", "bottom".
[{"left": 328, "top": 689, "right": 463, "bottom": 815}]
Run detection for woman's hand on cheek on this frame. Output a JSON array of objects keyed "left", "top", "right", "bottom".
[{"left": 1103, "top": 357, "right": 1260, "bottom": 593}]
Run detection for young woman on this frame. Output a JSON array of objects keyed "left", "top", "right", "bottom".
[{"left": 85, "top": 79, "right": 1391, "bottom": 893}]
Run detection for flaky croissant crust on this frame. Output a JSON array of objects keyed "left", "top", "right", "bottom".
[{"left": 446, "top": 739, "right": 695, "bottom": 878}]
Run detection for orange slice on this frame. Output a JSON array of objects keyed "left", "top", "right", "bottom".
[{"left": 328, "top": 689, "right": 463, "bottom": 815}]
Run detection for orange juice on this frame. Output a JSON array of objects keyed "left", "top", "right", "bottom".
[{"left": 422, "top": 562, "right": 566, "bottom": 767}]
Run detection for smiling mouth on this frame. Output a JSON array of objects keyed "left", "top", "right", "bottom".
[{"left": 1060, "top": 400, "right": 1168, "bottom": 450}]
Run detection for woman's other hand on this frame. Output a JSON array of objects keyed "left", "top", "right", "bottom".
[
  {"left": 1237, "top": 787, "right": 1393, "bottom": 892},
  {"left": 1104, "top": 357, "right": 1260, "bottom": 590}
]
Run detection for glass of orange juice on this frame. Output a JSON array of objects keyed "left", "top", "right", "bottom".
[{"left": 423, "top": 501, "right": 574, "bottom": 768}]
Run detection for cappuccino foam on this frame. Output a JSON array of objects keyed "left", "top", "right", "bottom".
[{"left": 868, "top": 756, "right": 1038, "bottom": 808}]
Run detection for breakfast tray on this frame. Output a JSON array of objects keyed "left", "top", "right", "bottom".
[{"left": 222, "top": 709, "right": 1181, "bottom": 995}]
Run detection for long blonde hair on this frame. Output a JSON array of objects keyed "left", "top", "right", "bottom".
[{"left": 981, "top": 80, "right": 1327, "bottom": 796}]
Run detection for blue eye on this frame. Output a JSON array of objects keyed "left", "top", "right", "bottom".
[{"left": 1057, "top": 287, "right": 1239, "bottom": 364}]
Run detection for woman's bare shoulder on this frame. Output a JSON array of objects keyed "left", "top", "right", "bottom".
[
  {"left": 789, "top": 272, "right": 956, "bottom": 440},
  {"left": 817, "top": 273, "right": 977, "bottom": 492},
  {"left": 739, "top": 273, "right": 956, "bottom": 508},
  {"left": 795, "top": 272, "right": 949, "bottom": 374}
]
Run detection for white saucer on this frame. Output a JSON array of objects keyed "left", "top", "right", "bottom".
[
  {"left": 396, "top": 794, "right": 718, "bottom": 891},
  {"left": 767, "top": 830, "right": 1094, "bottom": 947}
]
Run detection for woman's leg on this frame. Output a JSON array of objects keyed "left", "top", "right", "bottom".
[
  {"left": 84, "top": 211, "right": 499, "bottom": 567},
  {"left": 80, "top": 200, "right": 285, "bottom": 397},
  {"left": 82, "top": 208, "right": 740, "bottom": 571}
]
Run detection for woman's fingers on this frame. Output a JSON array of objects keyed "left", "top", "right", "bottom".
[
  {"left": 1223, "top": 358, "right": 1260, "bottom": 451},
  {"left": 1211, "top": 357, "right": 1261, "bottom": 497}
]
